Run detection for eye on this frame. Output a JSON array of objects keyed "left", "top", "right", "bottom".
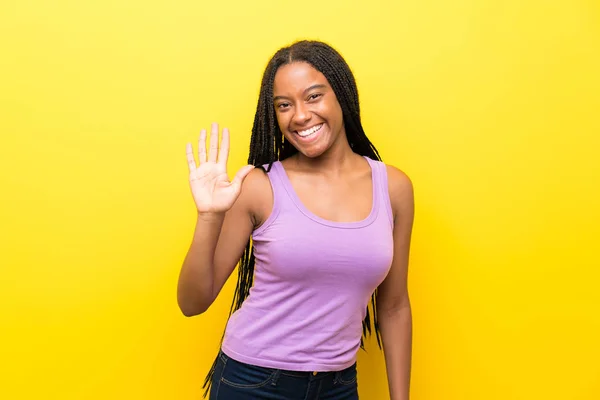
[
  {"left": 308, "top": 93, "right": 322, "bottom": 101},
  {"left": 277, "top": 102, "right": 290, "bottom": 110}
]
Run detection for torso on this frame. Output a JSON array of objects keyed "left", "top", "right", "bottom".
[{"left": 221, "top": 155, "right": 396, "bottom": 371}]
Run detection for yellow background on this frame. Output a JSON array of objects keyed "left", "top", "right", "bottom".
[{"left": 1, "top": 0, "right": 599, "bottom": 399}]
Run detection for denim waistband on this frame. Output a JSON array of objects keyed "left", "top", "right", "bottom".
[{"left": 218, "top": 350, "right": 355, "bottom": 378}]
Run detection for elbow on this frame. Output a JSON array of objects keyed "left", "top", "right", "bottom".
[
  {"left": 181, "top": 309, "right": 202, "bottom": 317},
  {"left": 177, "top": 292, "right": 213, "bottom": 317},
  {"left": 178, "top": 301, "right": 208, "bottom": 317},
  {"left": 377, "top": 295, "right": 412, "bottom": 319},
  {"left": 177, "top": 278, "right": 216, "bottom": 317}
]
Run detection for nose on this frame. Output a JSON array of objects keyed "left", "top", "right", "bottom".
[{"left": 292, "top": 103, "right": 311, "bottom": 125}]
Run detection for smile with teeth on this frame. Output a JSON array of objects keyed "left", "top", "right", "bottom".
[{"left": 296, "top": 123, "right": 323, "bottom": 138}]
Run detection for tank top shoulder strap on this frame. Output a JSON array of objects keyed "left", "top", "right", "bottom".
[
  {"left": 252, "top": 161, "right": 287, "bottom": 237},
  {"left": 263, "top": 161, "right": 287, "bottom": 202},
  {"left": 365, "top": 157, "right": 394, "bottom": 228}
]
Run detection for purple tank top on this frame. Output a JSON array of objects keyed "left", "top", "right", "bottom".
[{"left": 221, "top": 156, "right": 394, "bottom": 372}]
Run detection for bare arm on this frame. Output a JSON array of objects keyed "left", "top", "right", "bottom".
[
  {"left": 377, "top": 165, "right": 415, "bottom": 400},
  {"left": 176, "top": 123, "right": 258, "bottom": 317},
  {"left": 177, "top": 192, "right": 254, "bottom": 316}
]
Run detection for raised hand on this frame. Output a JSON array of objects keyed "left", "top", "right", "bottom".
[{"left": 186, "top": 123, "right": 254, "bottom": 215}]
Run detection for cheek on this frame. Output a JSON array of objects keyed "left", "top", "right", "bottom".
[
  {"left": 275, "top": 111, "right": 288, "bottom": 130},
  {"left": 275, "top": 113, "right": 295, "bottom": 142},
  {"left": 319, "top": 99, "right": 343, "bottom": 122},
  {"left": 333, "top": 102, "right": 344, "bottom": 122}
]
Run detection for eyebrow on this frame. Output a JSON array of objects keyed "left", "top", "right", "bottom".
[{"left": 273, "top": 84, "right": 328, "bottom": 102}]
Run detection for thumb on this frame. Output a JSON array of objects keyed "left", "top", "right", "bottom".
[{"left": 231, "top": 165, "right": 255, "bottom": 188}]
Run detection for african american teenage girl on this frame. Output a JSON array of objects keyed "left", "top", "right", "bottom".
[{"left": 178, "top": 40, "right": 414, "bottom": 400}]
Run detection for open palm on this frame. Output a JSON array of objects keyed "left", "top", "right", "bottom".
[{"left": 186, "top": 123, "right": 254, "bottom": 214}]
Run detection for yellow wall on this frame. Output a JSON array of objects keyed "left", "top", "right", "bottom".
[{"left": 1, "top": 1, "right": 599, "bottom": 399}]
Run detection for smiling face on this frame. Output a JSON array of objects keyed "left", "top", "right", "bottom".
[{"left": 272, "top": 62, "right": 347, "bottom": 159}]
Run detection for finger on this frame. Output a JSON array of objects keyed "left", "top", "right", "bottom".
[
  {"left": 186, "top": 143, "right": 197, "bottom": 173},
  {"left": 218, "top": 127, "right": 230, "bottom": 167},
  {"left": 208, "top": 122, "right": 219, "bottom": 163},
  {"left": 231, "top": 165, "right": 255, "bottom": 189},
  {"left": 198, "top": 129, "right": 207, "bottom": 164}
]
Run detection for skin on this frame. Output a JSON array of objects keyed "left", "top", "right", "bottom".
[{"left": 178, "top": 62, "right": 414, "bottom": 400}]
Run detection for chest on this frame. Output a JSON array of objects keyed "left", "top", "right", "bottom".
[
  {"left": 288, "top": 171, "right": 374, "bottom": 223},
  {"left": 254, "top": 219, "right": 394, "bottom": 289}
]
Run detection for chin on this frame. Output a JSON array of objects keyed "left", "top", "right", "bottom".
[
  {"left": 286, "top": 141, "right": 329, "bottom": 159},
  {"left": 298, "top": 149, "right": 326, "bottom": 159}
]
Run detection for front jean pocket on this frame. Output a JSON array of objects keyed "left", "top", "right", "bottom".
[
  {"left": 337, "top": 364, "right": 358, "bottom": 386},
  {"left": 220, "top": 356, "right": 277, "bottom": 389}
]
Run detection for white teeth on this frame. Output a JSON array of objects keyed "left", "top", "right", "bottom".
[{"left": 297, "top": 124, "right": 323, "bottom": 137}]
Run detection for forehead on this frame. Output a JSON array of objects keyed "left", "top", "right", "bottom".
[{"left": 273, "top": 62, "right": 329, "bottom": 94}]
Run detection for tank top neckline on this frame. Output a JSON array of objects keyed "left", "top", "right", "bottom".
[{"left": 272, "top": 156, "right": 379, "bottom": 229}]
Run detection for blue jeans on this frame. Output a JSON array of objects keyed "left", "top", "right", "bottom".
[{"left": 209, "top": 350, "right": 359, "bottom": 400}]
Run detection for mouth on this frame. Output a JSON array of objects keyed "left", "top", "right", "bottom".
[{"left": 294, "top": 123, "right": 324, "bottom": 140}]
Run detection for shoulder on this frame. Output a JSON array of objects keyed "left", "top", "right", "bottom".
[
  {"left": 240, "top": 165, "right": 272, "bottom": 194},
  {"left": 383, "top": 164, "right": 414, "bottom": 222},
  {"left": 384, "top": 164, "right": 413, "bottom": 196}
]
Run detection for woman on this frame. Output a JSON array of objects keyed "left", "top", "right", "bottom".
[{"left": 178, "top": 40, "right": 414, "bottom": 400}]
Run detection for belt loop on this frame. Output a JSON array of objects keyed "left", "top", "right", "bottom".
[
  {"left": 271, "top": 369, "right": 281, "bottom": 386},
  {"left": 333, "top": 371, "right": 341, "bottom": 385},
  {"left": 218, "top": 350, "right": 228, "bottom": 365}
]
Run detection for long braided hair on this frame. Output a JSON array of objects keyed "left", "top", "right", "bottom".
[{"left": 203, "top": 40, "right": 383, "bottom": 397}]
